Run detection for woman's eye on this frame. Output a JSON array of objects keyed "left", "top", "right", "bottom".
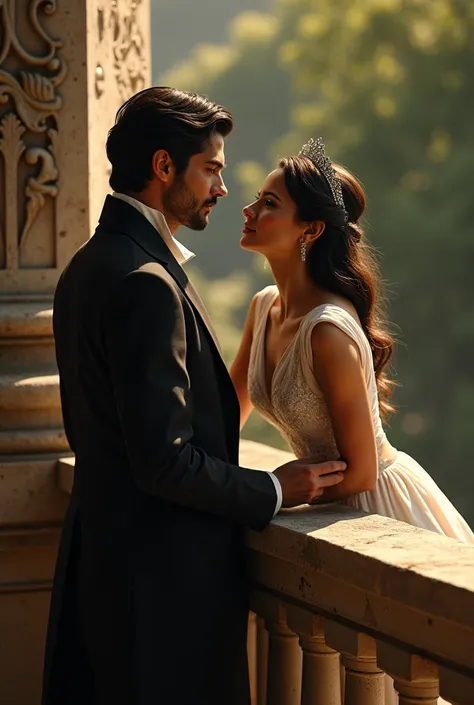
[{"left": 255, "top": 194, "right": 275, "bottom": 207}]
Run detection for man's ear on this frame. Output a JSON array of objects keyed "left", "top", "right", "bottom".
[
  {"left": 152, "top": 149, "right": 174, "bottom": 183},
  {"left": 304, "top": 220, "right": 325, "bottom": 243}
]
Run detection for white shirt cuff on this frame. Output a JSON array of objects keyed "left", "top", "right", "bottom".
[{"left": 267, "top": 472, "right": 283, "bottom": 516}]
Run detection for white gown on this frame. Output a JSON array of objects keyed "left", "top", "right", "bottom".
[
  {"left": 248, "top": 285, "right": 474, "bottom": 543},
  {"left": 248, "top": 286, "right": 473, "bottom": 705}
]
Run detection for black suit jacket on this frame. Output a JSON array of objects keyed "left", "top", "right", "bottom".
[{"left": 42, "top": 195, "right": 277, "bottom": 705}]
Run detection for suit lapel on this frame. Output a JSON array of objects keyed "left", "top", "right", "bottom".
[
  {"left": 164, "top": 256, "right": 223, "bottom": 357},
  {"left": 162, "top": 256, "right": 240, "bottom": 454},
  {"left": 168, "top": 258, "right": 240, "bottom": 457}
]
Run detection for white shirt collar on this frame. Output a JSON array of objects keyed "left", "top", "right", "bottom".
[{"left": 111, "top": 192, "right": 195, "bottom": 265}]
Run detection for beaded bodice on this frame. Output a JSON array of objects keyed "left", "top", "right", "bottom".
[{"left": 248, "top": 286, "right": 389, "bottom": 472}]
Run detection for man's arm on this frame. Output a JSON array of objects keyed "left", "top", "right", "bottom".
[{"left": 101, "top": 269, "right": 277, "bottom": 531}]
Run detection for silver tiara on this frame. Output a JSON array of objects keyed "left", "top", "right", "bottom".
[{"left": 299, "top": 137, "right": 346, "bottom": 213}]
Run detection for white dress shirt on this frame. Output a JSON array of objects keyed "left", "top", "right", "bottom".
[
  {"left": 112, "top": 192, "right": 195, "bottom": 265},
  {"left": 111, "top": 192, "right": 282, "bottom": 517}
]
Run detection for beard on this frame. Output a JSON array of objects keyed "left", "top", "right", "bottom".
[{"left": 162, "top": 174, "right": 216, "bottom": 231}]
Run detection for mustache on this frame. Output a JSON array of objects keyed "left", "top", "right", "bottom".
[{"left": 203, "top": 197, "right": 218, "bottom": 207}]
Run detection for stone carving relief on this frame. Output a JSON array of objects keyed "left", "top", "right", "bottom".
[
  {"left": 0, "top": 0, "right": 66, "bottom": 270},
  {"left": 95, "top": 2, "right": 147, "bottom": 102},
  {"left": 109, "top": 0, "right": 147, "bottom": 100}
]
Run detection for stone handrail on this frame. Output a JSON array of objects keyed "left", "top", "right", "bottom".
[
  {"left": 239, "top": 440, "right": 474, "bottom": 705},
  {"left": 57, "top": 440, "right": 474, "bottom": 704}
]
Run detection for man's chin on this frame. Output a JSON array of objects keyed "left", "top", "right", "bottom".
[{"left": 185, "top": 214, "right": 210, "bottom": 231}]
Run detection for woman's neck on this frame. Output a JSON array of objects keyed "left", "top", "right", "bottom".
[{"left": 268, "top": 257, "right": 324, "bottom": 322}]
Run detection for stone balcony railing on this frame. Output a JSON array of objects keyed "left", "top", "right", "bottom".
[{"left": 57, "top": 440, "right": 474, "bottom": 705}]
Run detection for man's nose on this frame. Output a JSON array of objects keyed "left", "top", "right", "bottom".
[{"left": 212, "top": 175, "right": 228, "bottom": 198}]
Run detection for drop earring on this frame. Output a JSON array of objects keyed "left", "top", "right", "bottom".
[{"left": 300, "top": 238, "right": 307, "bottom": 262}]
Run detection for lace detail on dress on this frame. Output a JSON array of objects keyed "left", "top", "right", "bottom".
[{"left": 248, "top": 285, "right": 390, "bottom": 472}]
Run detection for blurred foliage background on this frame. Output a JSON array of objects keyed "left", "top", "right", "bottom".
[{"left": 152, "top": 0, "right": 474, "bottom": 523}]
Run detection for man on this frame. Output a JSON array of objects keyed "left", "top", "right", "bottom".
[{"left": 42, "top": 87, "right": 345, "bottom": 705}]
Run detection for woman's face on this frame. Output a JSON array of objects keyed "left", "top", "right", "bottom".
[{"left": 241, "top": 169, "right": 305, "bottom": 260}]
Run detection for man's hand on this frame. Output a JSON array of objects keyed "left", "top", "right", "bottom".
[{"left": 273, "top": 458, "right": 346, "bottom": 507}]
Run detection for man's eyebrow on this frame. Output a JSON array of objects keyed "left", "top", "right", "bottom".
[
  {"left": 205, "top": 159, "right": 226, "bottom": 169},
  {"left": 261, "top": 190, "right": 281, "bottom": 201}
]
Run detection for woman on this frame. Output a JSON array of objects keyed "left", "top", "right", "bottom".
[{"left": 231, "top": 138, "right": 473, "bottom": 543}]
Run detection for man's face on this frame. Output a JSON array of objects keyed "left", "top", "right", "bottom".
[{"left": 162, "top": 133, "right": 227, "bottom": 231}]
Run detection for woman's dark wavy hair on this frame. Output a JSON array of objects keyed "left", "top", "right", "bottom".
[
  {"left": 106, "top": 87, "right": 233, "bottom": 193},
  {"left": 280, "top": 155, "right": 395, "bottom": 418}
]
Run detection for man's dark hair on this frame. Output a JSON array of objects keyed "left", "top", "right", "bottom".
[{"left": 106, "top": 87, "right": 233, "bottom": 193}]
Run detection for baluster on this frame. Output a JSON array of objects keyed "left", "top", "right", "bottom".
[
  {"left": 250, "top": 591, "right": 302, "bottom": 705},
  {"left": 266, "top": 615, "right": 302, "bottom": 705},
  {"left": 325, "top": 622, "right": 385, "bottom": 705},
  {"left": 248, "top": 611, "right": 258, "bottom": 705},
  {"left": 257, "top": 616, "right": 269, "bottom": 705},
  {"left": 378, "top": 643, "right": 440, "bottom": 705},
  {"left": 395, "top": 681, "right": 440, "bottom": 705},
  {"left": 286, "top": 606, "right": 341, "bottom": 705}
]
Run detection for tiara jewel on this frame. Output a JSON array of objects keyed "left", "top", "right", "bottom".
[{"left": 298, "top": 137, "right": 346, "bottom": 212}]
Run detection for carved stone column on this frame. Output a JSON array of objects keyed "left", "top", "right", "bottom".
[
  {"left": 257, "top": 616, "right": 269, "bottom": 705},
  {"left": 247, "top": 612, "right": 270, "bottom": 705},
  {"left": 250, "top": 591, "right": 303, "bottom": 705},
  {"left": 266, "top": 615, "right": 302, "bottom": 705},
  {"left": 325, "top": 622, "right": 385, "bottom": 705},
  {"left": 378, "top": 643, "right": 440, "bottom": 705},
  {"left": 286, "top": 606, "right": 342, "bottom": 705},
  {"left": 0, "top": 1, "right": 150, "bottom": 703},
  {"left": 248, "top": 611, "right": 258, "bottom": 705}
]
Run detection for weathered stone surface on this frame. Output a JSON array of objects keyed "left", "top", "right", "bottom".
[
  {"left": 239, "top": 442, "right": 474, "bottom": 701},
  {"left": 0, "top": 459, "right": 69, "bottom": 526}
]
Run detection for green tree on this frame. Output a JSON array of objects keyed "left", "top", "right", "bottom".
[{"left": 151, "top": 0, "right": 272, "bottom": 78}]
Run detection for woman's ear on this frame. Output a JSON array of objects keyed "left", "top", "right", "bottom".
[{"left": 304, "top": 220, "right": 325, "bottom": 243}]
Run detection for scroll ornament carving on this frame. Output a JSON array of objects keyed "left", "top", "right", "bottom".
[{"left": 0, "top": 0, "right": 66, "bottom": 269}]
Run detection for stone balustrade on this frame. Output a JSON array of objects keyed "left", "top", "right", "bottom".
[
  {"left": 55, "top": 440, "right": 474, "bottom": 705},
  {"left": 239, "top": 441, "right": 474, "bottom": 705}
]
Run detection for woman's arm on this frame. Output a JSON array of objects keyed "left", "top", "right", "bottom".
[
  {"left": 310, "top": 322, "right": 378, "bottom": 501},
  {"left": 230, "top": 294, "right": 258, "bottom": 430}
]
